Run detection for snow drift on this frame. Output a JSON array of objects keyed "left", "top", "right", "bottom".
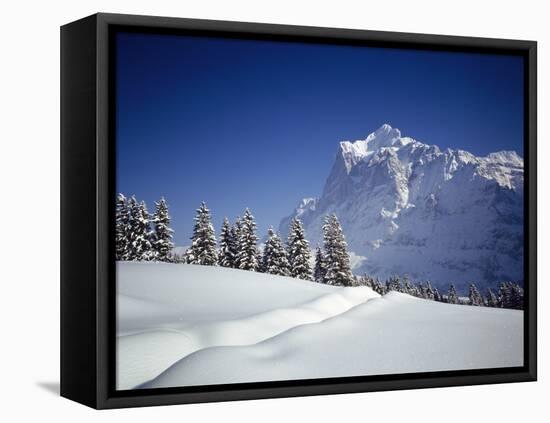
[
  {"left": 117, "top": 262, "right": 523, "bottom": 390},
  {"left": 117, "top": 262, "right": 376, "bottom": 389}
]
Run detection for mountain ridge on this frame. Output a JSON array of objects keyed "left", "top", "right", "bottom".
[{"left": 279, "top": 124, "right": 524, "bottom": 291}]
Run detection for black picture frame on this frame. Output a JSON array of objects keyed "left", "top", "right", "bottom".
[{"left": 60, "top": 12, "right": 537, "bottom": 409}]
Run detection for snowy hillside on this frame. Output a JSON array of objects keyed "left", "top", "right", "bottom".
[
  {"left": 117, "top": 262, "right": 522, "bottom": 390},
  {"left": 279, "top": 124, "right": 524, "bottom": 291}
]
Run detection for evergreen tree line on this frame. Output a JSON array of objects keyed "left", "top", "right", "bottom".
[
  {"left": 115, "top": 194, "right": 523, "bottom": 308},
  {"left": 180, "top": 202, "right": 355, "bottom": 286},
  {"left": 354, "top": 275, "right": 524, "bottom": 310},
  {"left": 115, "top": 193, "right": 174, "bottom": 261}
]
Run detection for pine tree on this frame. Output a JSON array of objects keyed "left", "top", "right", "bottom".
[
  {"left": 313, "top": 246, "right": 327, "bottom": 283},
  {"left": 402, "top": 275, "right": 413, "bottom": 295},
  {"left": 498, "top": 282, "right": 513, "bottom": 308},
  {"left": 218, "top": 217, "right": 234, "bottom": 268},
  {"left": 468, "top": 283, "right": 484, "bottom": 306},
  {"left": 500, "top": 283, "right": 524, "bottom": 310},
  {"left": 372, "top": 278, "right": 386, "bottom": 295},
  {"left": 287, "top": 217, "right": 313, "bottom": 281},
  {"left": 418, "top": 283, "right": 426, "bottom": 299},
  {"left": 236, "top": 209, "right": 259, "bottom": 271},
  {"left": 511, "top": 283, "right": 524, "bottom": 310},
  {"left": 261, "top": 227, "right": 290, "bottom": 276},
  {"left": 423, "top": 281, "right": 435, "bottom": 300},
  {"left": 228, "top": 217, "right": 242, "bottom": 268},
  {"left": 125, "top": 196, "right": 138, "bottom": 261},
  {"left": 186, "top": 202, "right": 218, "bottom": 265},
  {"left": 130, "top": 200, "right": 154, "bottom": 261},
  {"left": 447, "top": 284, "right": 458, "bottom": 304},
  {"left": 433, "top": 287, "right": 442, "bottom": 302},
  {"left": 115, "top": 193, "right": 131, "bottom": 260},
  {"left": 486, "top": 288, "right": 498, "bottom": 307},
  {"left": 386, "top": 276, "right": 402, "bottom": 293},
  {"left": 357, "top": 274, "right": 374, "bottom": 288},
  {"left": 151, "top": 197, "right": 174, "bottom": 261},
  {"left": 323, "top": 214, "right": 354, "bottom": 286},
  {"left": 409, "top": 282, "right": 421, "bottom": 298}
]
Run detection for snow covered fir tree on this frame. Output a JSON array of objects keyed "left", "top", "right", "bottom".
[
  {"left": 286, "top": 218, "right": 313, "bottom": 281},
  {"left": 313, "top": 246, "right": 327, "bottom": 283},
  {"left": 486, "top": 288, "right": 499, "bottom": 308},
  {"left": 321, "top": 214, "right": 354, "bottom": 287},
  {"left": 114, "top": 193, "right": 524, "bottom": 310},
  {"left": 468, "top": 283, "right": 484, "bottom": 307},
  {"left": 261, "top": 227, "right": 290, "bottom": 276},
  {"left": 115, "top": 194, "right": 175, "bottom": 262},
  {"left": 186, "top": 202, "right": 218, "bottom": 265},
  {"left": 130, "top": 201, "right": 155, "bottom": 261},
  {"left": 218, "top": 217, "right": 235, "bottom": 268},
  {"left": 115, "top": 193, "right": 130, "bottom": 261},
  {"left": 447, "top": 284, "right": 459, "bottom": 305},
  {"left": 236, "top": 209, "right": 260, "bottom": 271},
  {"left": 151, "top": 197, "right": 174, "bottom": 261}
]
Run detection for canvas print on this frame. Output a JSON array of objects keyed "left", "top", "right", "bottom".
[{"left": 114, "top": 32, "right": 525, "bottom": 391}]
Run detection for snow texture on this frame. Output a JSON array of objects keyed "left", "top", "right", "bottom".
[{"left": 117, "top": 262, "right": 523, "bottom": 390}]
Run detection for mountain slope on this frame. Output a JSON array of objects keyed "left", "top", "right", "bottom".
[{"left": 279, "top": 124, "right": 524, "bottom": 291}]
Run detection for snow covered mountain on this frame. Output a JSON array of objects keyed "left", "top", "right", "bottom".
[{"left": 279, "top": 124, "right": 524, "bottom": 291}]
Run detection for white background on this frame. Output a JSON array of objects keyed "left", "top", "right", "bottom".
[{"left": 0, "top": 0, "right": 546, "bottom": 421}]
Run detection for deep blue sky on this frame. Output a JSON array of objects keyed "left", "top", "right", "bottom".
[{"left": 115, "top": 32, "right": 524, "bottom": 245}]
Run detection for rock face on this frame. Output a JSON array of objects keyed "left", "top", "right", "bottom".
[{"left": 279, "top": 124, "right": 524, "bottom": 291}]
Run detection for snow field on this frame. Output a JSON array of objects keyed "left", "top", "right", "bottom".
[
  {"left": 117, "top": 262, "right": 523, "bottom": 390},
  {"left": 117, "top": 262, "right": 377, "bottom": 389}
]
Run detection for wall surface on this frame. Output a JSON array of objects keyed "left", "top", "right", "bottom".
[{"left": 1, "top": 0, "right": 546, "bottom": 421}]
